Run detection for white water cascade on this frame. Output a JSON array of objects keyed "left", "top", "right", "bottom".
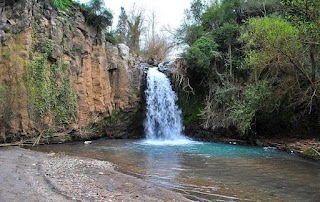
[{"left": 144, "top": 67, "right": 190, "bottom": 144}]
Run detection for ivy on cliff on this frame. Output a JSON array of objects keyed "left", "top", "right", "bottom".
[
  {"left": 0, "top": 83, "right": 12, "bottom": 128},
  {"left": 25, "top": 23, "right": 77, "bottom": 130}
]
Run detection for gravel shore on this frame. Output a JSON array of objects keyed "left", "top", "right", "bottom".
[{"left": 0, "top": 147, "right": 191, "bottom": 202}]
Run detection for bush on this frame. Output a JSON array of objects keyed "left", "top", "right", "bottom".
[
  {"left": 302, "top": 147, "right": 320, "bottom": 160},
  {"left": 230, "top": 81, "right": 272, "bottom": 132},
  {"left": 51, "top": 0, "right": 73, "bottom": 10},
  {"left": 105, "top": 32, "right": 117, "bottom": 45}
]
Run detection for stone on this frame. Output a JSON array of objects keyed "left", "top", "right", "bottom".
[
  {"left": 117, "top": 43, "right": 130, "bottom": 60},
  {"left": 7, "top": 19, "right": 16, "bottom": 25}
]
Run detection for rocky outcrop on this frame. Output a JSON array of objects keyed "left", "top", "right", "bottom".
[{"left": 0, "top": 0, "right": 144, "bottom": 143}]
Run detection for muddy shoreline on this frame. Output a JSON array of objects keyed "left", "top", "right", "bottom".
[{"left": 0, "top": 147, "right": 191, "bottom": 202}]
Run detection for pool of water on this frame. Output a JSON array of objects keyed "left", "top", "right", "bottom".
[{"left": 33, "top": 139, "right": 320, "bottom": 201}]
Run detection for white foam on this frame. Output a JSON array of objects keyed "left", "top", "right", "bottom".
[{"left": 138, "top": 138, "right": 201, "bottom": 146}]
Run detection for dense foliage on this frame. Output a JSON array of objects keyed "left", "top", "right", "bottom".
[{"left": 178, "top": 0, "right": 320, "bottom": 136}]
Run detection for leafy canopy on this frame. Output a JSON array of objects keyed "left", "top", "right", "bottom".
[
  {"left": 242, "top": 17, "right": 302, "bottom": 69},
  {"left": 185, "top": 36, "right": 220, "bottom": 72}
]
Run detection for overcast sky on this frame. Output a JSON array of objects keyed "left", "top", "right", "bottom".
[{"left": 79, "top": 0, "right": 191, "bottom": 31}]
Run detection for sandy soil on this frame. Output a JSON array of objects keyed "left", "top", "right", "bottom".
[{"left": 0, "top": 147, "right": 191, "bottom": 202}]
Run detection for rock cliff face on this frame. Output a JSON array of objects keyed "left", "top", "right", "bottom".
[{"left": 0, "top": 0, "right": 144, "bottom": 143}]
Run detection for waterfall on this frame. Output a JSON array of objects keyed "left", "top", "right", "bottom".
[{"left": 144, "top": 67, "right": 189, "bottom": 143}]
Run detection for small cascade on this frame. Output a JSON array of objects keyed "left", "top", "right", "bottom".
[{"left": 144, "top": 67, "right": 189, "bottom": 143}]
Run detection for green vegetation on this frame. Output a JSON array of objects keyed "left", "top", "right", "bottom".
[
  {"left": 177, "top": 93, "right": 204, "bottom": 126},
  {"left": 51, "top": 0, "right": 73, "bottom": 10},
  {"left": 302, "top": 147, "right": 320, "bottom": 160},
  {"left": 108, "top": 108, "right": 121, "bottom": 124},
  {"left": 185, "top": 36, "right": 220, "bottom": 73},
  {"left": 115, "top": 7, "right": 128, "bottom": 43},
  {"left": 25, "top": 40, "right": 53, "bottom": 121},
  {"left": 0, "top": 84, "right": 12, "bottom": 127},
  {"left": 80, "top": 0, "right": 113, "bottom": 31},
  {"left": 50, "top": 0, "right": 113, "bottom": 33},
  {"left": 105, "top": 32, "right": 117, "bottom": 45},
  {"left": 176, "top": 0, "right": 320, "bottom": 136},
  {"left": 44, "top": 130, "right": 56, "bottom": 138},
  {"left": 230, "top": 81, "right": 272, "bottom": 132},
  {"left": 25, "top": 22, "right": 77, "bottom": 130}
]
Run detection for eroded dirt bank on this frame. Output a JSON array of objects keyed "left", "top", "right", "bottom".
[{"left": 0, "top": 147, "right": 190, "bottom": 202}]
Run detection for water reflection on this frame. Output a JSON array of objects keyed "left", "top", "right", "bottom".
[{"left": 138, "top": 144, "right": 182, "bottom": 187}]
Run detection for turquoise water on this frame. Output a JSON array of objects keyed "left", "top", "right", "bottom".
[
  {"left": 33, "top": 139, "right": 320, "bottom": 201},
  {"left": 135, "top": 140, "right": 290, "bottom": 158}
]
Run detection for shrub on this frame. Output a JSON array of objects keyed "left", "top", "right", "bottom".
[
  {"left": 230, "top": 81, "right": 272, "bottom": 132},
  {"left": 105, "top": 32, "right": 117, "bottom": 45},
  {"left": 302, "top": 147, "right": 320, "bottom": 160},
  {"left": 51, "top": 0, "right": 73, "bottom": 10}
]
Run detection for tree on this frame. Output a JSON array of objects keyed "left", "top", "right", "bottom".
[
  {"left": 202, "top": 0, "right": 280, "bottom": 30},
  {"left": 175, "top": 23, "right": 204, "bottom": 46},
  {"left": 214, "top": 22, "right": 240, "bottom": 80},
  {"left": 126, "top": 4, "right": 145, "bottom": 54},
  {"left": 142, "top": 11, "right": 173, "bottom": 64},
  {"left": 201, "top": 1, "right": 222, "bottom": 30},
  {"left": 143, "top": 34, "right": 173, "bottom": 64},
  {"left": 80, "top": 0, "right": 113, "bottom": 33},
  {"left": 242, "top": 15, "right": 319, "bottom": 131},
  {"left": 186, "top": 0, "right": 206, "bottom": 24},
  {"left": 146, "top": 10, "right": 157, "bottom": 45},
  {"left": 88, "top": 0, "right": 103, "bottom": 12},
  {"left": 282, "top": 0, "right": 320, "bottom": 90},
  {"left": 115, "top": 7, "right": 127, "bottom": 43},
  {"left": 174, "top": 0, "right": 209, "bottom": 47},
  {"left": 185, "top": 36, "right": 220, "bottom": 71}
]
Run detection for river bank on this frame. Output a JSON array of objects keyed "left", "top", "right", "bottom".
[{"left": 0, "top": 147, "right": 190, "bottom": 202}]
